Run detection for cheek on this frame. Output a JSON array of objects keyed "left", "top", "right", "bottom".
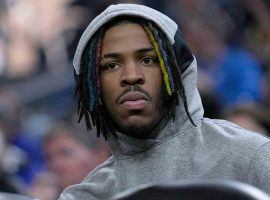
[
  {"left": 144, "top": 69, "right": 163, "bottom": 95},
  {"left": 100, "top": 74, "right": 119, "bottom": 105},
  {"left": 150, "top": 76, "right": 164, "bottom": 109}
]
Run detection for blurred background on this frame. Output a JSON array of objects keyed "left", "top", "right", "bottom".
[{"left": 0, "top": 0, "right": 270, "bottom": 199}]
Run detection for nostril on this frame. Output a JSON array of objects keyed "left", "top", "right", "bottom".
[
  {"left": 121, "top": 76, "right": 144, "bottom": 87},
  {"left": 121, "top": 79, "right": 128, "bottom": 86},
  {"left": 135, "top": 77, "right": 144, "bottom": 85}
]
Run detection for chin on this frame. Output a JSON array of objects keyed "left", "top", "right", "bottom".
[
  {"left": 111, "top": 109, "right": 165, "bottom": 137},
  {"left": 123, "top": 127, "right": 151, "bottom": 138},
  {"left": 118, "top": 119, "right": 155, "bottom": 138}
]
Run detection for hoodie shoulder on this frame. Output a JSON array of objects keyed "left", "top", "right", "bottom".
[
  {"left": 201, "top": 118, "right": 270, "bottom": 164},
  {"left": 202, "top": 118, "right": 269, "bottom": 144}
]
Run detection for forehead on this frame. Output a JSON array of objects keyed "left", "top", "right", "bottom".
[{"left": 101, "top": 22, "right": 152, "bottom": 53}]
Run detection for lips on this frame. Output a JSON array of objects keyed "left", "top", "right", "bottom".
[{"left": 118, "top": 92, "right": 149, "bottom": 110}]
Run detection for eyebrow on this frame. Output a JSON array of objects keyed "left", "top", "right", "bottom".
[
  {"left": 102, "top": 47, "right": 154, "bottom": 60},
  {"left": 136, "top": 47, "right": 154, "bottom": 54}
]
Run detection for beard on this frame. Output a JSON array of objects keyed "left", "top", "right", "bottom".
[
  {"left": 110, "top": 98, "right": 168, "bottom": 139},
  {"left": 102, "top": 85, "right": 169, "bottom": 139},
  {"left": 118, "top": 113, "right": 167, "bottom": 138}
]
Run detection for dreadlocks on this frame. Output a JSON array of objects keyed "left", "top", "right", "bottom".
[{"left": 75, "top": 17, "right": 195, "bottom": 140}]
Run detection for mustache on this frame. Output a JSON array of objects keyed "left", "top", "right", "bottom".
[{"left": 115, "top": 85, "right": 151, "bottom": 104}]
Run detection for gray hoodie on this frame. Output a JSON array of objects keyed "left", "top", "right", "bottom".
[{"left": 59, "top": 4, "right": 270, "bottom": 200}]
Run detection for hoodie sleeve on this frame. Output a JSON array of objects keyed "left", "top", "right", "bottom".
[{"left": 247, "top": 141, "right": 270, "bottom": 194}]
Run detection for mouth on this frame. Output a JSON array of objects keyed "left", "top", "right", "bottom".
[{"left": 118, "top": 92, "right": 149, "bottom": 110}]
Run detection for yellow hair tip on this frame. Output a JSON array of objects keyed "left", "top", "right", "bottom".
[{"left": 144, "top": 26, "right": 172, "bottom": 96}]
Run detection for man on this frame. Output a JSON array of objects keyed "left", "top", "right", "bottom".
[{"left": 59, "top": 4, "right": 270, "bottom": 200}]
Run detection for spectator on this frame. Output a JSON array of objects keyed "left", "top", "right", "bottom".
[
  {"left": 183, "top": 17, "right": 263, "bottom": 108},
  {"left": 226, "top": 104, "right": 270, "bottom": 136},
  {"left": 166, "top": 0, "right": 264, "bottom": 108},
  {"left": 28, "top": 123, "right": 109, "bottom": 200}
]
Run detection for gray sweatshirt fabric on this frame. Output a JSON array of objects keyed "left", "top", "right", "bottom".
[{"left": 59, "top": 4, "right": 270, "bottom": 200}]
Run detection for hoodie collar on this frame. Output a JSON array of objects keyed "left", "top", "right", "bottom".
[{"left": 73, "top": 3, "right": 178, "bottom": 75}]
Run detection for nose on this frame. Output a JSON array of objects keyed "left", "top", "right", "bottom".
[
  {"left": 48, "top": 157, "right": 64, "bottom": 174},
  {"left": 120, "top": 61, "right": 145, "bottom": 86}
]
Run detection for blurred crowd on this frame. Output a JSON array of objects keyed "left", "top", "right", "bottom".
[{"left": 0, "top": 0, "right": 270, "bottom": 199}]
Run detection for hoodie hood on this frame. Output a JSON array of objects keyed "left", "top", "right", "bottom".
[
  {"left": 73, "top": 3, "right": 178, "bottom": 75},
  {"left": 73, "top": 3, "right": 204, "bottom": 158}
]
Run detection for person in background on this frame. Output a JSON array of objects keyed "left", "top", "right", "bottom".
[
  {"left": 226, "top": 105, "right": 270, "bottom": 136},
  {"left": 166, "top": 0, "right": 264, "bottom": 109},
  {"left": 28, "top": 123, "right": 109, "bottom": 200},
  {"left": 182, "top": 17, "right": 263, "bottom": 108}
]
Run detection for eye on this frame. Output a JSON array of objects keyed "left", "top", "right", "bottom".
[
  {"left": 102, "top": 62, "right": 121, "bottom": 71},
  {"left": 140, "top": 56, "right": 158, "bottom": 65}
]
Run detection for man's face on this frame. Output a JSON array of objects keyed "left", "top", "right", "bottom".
[{"left": 100, "top": 22, "right": 166, "bottom": 137}]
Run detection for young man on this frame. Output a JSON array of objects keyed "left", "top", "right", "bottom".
[{"left": 59, "top": 4, "right": 270, "bottom": 200}]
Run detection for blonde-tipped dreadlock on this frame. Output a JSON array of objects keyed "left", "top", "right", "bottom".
[{"left": 143, "top": 25, "right": 172, "bottom": 96}]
